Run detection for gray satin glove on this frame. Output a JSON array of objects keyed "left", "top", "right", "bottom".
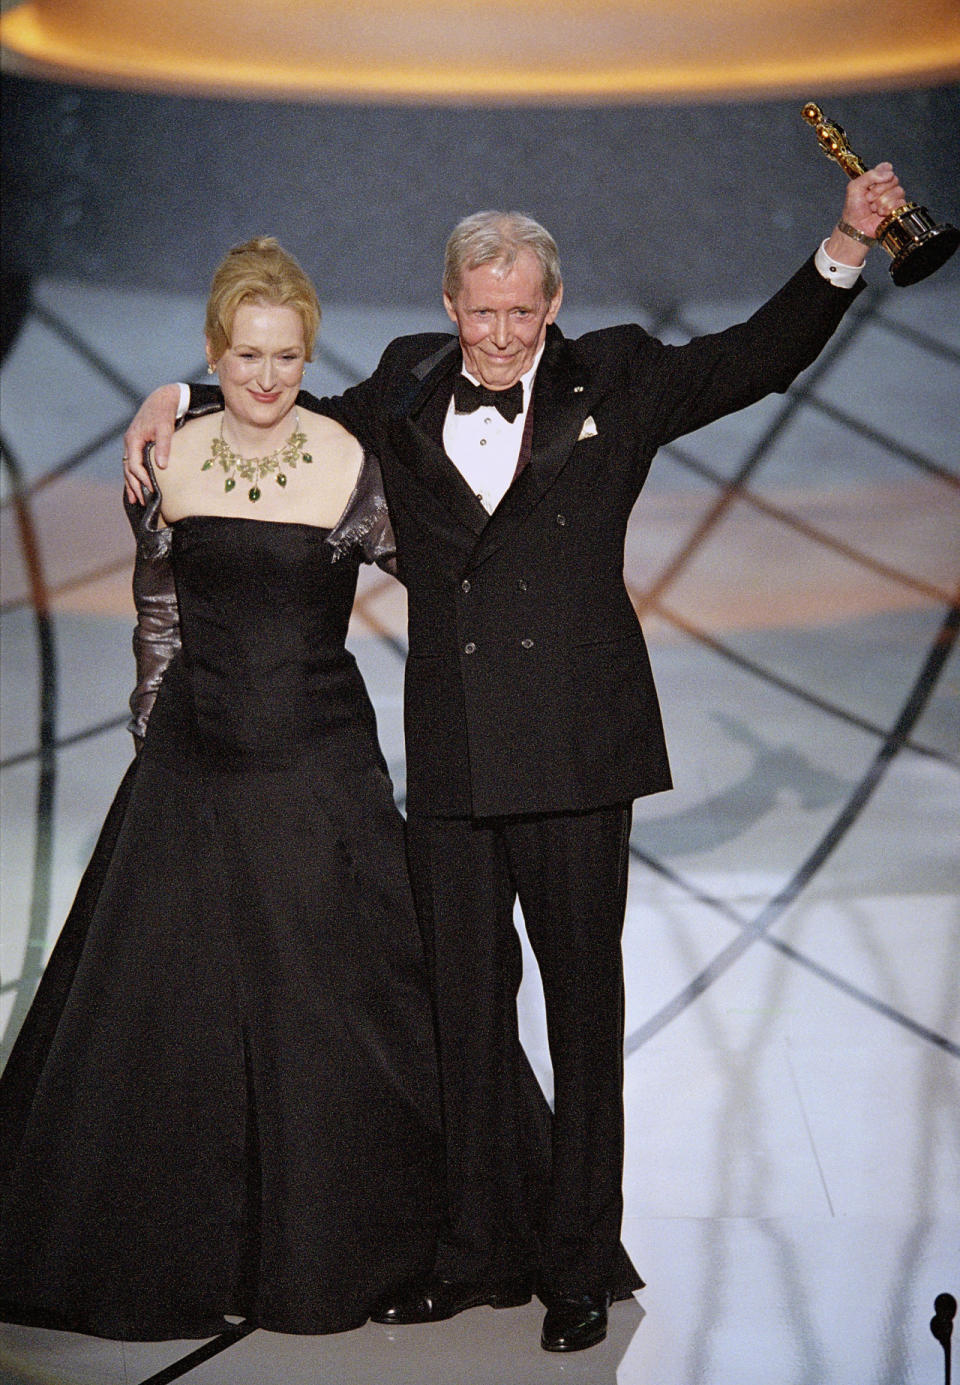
[
  {"left": 327, "top": 452, "right": 398, "bottom": 577},
  {"left": 124, "top": 451, "right": 180, "bottom": 747}
]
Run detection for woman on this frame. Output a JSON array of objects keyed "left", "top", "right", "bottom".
[{"left": 0, "top": 238, "right": 443, "bottom": 1340}]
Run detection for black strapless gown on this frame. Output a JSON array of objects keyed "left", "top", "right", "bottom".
[{"left": 0, "top": 517, "right": 443, "bottom": 1340}]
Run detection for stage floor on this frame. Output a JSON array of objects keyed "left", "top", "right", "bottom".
[{"left": 1, "top": 271, "right": 958, "bottom": 1384}]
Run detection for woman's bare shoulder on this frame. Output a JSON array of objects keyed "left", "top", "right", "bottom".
[
  {"left": 298, "top": 409, "right": 363, "bottom": 459},
  {"left": 167, "top": 412, "right": 218, "bottom": 467}
]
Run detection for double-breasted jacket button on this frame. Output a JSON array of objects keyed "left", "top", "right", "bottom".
[
  {"left": 556, "top": 514, "right": 566, "bottom": 527},
  {"left": 516, "top": 578, "right": 528, "bottom": 592},
  {"left": 461, "top": 579, "right": 471, "bottom": 594},
  {"left": 521, "top": 638, "right": 534, "bottom": 649},
  {"left": 464, "top": 642, "right": 476, "bottom": 655}
]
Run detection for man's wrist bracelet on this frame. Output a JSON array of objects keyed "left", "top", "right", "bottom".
[{"left": 837, "top": 219, "right": 877, "bottom": 247}]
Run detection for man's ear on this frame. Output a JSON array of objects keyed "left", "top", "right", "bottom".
[{"left": 546, "top": 282, "right": 563, "bottom": 324}]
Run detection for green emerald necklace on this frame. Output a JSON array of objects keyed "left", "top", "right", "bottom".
[{"left": 202, "top": 410, "right": 313, "bottom": 502}]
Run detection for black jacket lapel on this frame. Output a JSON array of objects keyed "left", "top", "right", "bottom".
[{"left": 390, "top": 341, "right": 488, "bottom": 537}]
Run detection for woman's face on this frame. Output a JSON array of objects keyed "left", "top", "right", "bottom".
[{"left": 209, "top": 300, "right": 306, "bottom": 432}]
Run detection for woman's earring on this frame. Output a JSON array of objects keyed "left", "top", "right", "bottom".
[{"left": 207, "top": 363, "right": 216, "bottom": 375}]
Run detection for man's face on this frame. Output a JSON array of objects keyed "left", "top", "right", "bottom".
[{"left": 443, "top": 248, "right": 563, "bottom": 391}]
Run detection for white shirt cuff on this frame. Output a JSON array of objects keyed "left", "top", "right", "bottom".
[
  {"left": 815, "top": 241, "right": 864, "bottom": 289},
  {"left": 176, "top": 382, "right": 190, "bottom": 418}
]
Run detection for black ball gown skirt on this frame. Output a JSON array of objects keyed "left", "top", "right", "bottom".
[{"left": 0, "top": 517, "right": 443, "bottom": 1340}]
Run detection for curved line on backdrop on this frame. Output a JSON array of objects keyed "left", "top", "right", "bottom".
[
  {"left": 623, "top": 595, "right": 960, "bottom": 1059},
  {"left": 0, "top": 437, "right": 60, "bottom": 1058}
]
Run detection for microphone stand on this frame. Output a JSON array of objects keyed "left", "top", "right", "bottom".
[{"left": 931, "top": 1293, "right": 956, "bottom": 1385}]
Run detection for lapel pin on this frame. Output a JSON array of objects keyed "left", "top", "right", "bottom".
[{"left": 578, "top": 416, "right": 598, "bottom": 441}]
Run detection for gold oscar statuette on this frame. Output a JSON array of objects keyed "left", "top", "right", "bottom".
[{"left": 801, "top": 102, "right": 959, "bottom": 287}]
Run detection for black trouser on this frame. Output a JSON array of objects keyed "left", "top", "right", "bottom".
[{"left": 405, "top": 802, "right": 633, "bottom": 1297}]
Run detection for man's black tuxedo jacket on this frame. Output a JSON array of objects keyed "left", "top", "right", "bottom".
[{"left": 193, "top": 256, "right": 863, "bottom": 820}]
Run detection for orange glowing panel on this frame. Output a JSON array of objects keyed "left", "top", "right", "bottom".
[{"left": 2, "top": 0, "right": 959, "bottom": 100}]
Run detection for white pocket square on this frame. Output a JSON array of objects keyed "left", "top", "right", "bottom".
[{"left": 578, "top": 415, "right": 598, "bottom": 441}]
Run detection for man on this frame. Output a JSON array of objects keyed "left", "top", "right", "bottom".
[{"left": 124, "top": 162, "right": 903, "bottom": 1352}]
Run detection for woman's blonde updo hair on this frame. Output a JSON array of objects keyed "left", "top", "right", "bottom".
[{"left": 204, "top": 236, "right": 321, "bottom": 363}]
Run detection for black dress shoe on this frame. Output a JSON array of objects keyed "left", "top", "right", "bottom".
[
  {"left": 540, "top": 1292, "right": 610, "bottom": 1352},
  {"left": 370, "top": 1276, "right": 531, "bottom": 1325}
]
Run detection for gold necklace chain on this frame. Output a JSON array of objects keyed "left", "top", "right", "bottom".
[{"left": 202, "top": 410, "right": 313, "bottom": 502}]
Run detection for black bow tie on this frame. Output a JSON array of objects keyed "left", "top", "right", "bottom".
[{"left": 453, "top": 375, "right": 524, "bottom": 424}]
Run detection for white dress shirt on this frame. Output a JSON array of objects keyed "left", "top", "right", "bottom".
[{"left": 442, "top": 345, "right": 544, "bottom": 513}]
